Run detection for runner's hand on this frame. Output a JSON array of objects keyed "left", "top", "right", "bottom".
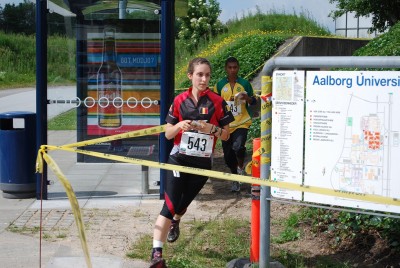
[
  {"left": 179, "top": 120, "right": 192, "bottom": 131},
  {"left": 190, "top": 120, "right": 213, "bottom": 133}
]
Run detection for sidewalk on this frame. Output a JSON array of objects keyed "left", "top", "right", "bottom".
[
  {"left": 0, "top": 86, "right": 77, "bottom": 119},
  {"left": 0, "top": 90, "right": 162, "bottom": 268}
]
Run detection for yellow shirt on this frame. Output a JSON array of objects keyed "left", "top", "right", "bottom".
[{"left": 214, "top": 77, "right": 254, "bottom": 133}]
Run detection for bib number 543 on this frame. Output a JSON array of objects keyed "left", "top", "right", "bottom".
[
  {"left": 187, "top": 136, "right": 207, "bottom": 151},
  {"left": 179, "top": 132, "right": 214, "bottom": 157}
]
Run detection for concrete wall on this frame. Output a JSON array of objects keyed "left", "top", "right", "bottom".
[{"left": 289, "top": 37, "right": 369, "bottom": 56}]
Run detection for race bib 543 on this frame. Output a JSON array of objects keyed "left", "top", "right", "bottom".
[{"left": 179, "top": 132, "right": 214, "bottom": 157}]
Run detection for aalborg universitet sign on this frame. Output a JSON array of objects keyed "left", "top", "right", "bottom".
[{"left": 271, "top": 70, "right": 400, "bottom": 214}]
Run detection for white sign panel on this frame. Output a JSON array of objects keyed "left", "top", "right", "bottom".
[
  {"left": 304, "top": 71, "right": 400, "bottom": 213},
  {"left": 271, "top": 71, "right": 305, "bottom": 200}
]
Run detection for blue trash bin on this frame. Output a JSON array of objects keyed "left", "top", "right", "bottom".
[{"left": 0, "top": 111, "right": 36, "bottom": 199}]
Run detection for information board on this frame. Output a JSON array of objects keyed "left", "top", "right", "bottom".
[
  {"left": 271, "top": 71, "right": 305, "bottom": 200},
  {"left": 303, "top": 71, "right": 400, "bottom": 213}
]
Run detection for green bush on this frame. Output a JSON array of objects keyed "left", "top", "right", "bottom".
[
  {"left": 178, "top": 34, "right": 285, "bottom": 89},
  {"left": 0, "top": 31, "right": 75, "bottom": 89},
  {"left": 0, "top": 32, "right": 36, "bottom": 87},
  {"left": 354, "top": 23, "right": 400, "bottom": 56},
  {"left": 302, "top": 208, "right": 400, "bottom": 252}
]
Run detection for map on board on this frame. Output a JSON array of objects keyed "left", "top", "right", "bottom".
[
  {"left": 303, "top": 71, "right": 400, "bottom": 213},
  {"left": 271, "top": 71, "right": 305, "bottom": 200}
]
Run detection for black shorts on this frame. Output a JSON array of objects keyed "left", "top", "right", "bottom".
[
  {"left": 221, "top": 128, "right": 248, "bottom": 172},
  {"left": 159, "top": 153, "right": 211, "bottom": 219}
]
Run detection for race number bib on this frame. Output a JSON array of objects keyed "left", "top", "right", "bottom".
[
  {"left": 227, "top": 101, "right": 241, "bottom": 116},
  {"left": 179, "top": 132, "right": 214, "bottom": 157}
]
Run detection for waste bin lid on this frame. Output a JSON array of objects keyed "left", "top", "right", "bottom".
[{"left": 0, "top": 111, "right": 36, "bottom": 119}]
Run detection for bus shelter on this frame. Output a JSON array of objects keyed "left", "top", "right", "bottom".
[{"left": 36, "top": 0, "right": 181, "bottom": 199}]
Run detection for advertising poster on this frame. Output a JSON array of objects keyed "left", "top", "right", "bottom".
[
  {"left": 86, "top": 26, "right": 160, "bottom": 135},
  {"left": 77, "top": 20, "right": 160, "bottom": 162}
]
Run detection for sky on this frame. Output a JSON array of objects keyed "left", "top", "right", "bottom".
[{"left": 1, "top": 0, "right": 337, "bottom": 33}]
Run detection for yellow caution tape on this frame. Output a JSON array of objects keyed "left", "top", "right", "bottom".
[
  {"left": 245, "top": 162, "right": 253, "bottom": 175},
  {"left": 250, "top": 146, "right": 271, "bottom": 170},
  {"left": 62, "top": 125, "right": 166, "bottom": 148},
  {"left": 37, "top": 148, "right": 92, "bottom": 268},
  {"left": 39, "top": 143, "right": 400, "bottom": 207},
  {"left": 252, "top": 147, "right": 265, "bottom": 159}
]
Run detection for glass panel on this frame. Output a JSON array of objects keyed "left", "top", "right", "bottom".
[{"left": 47, "top": 0, "right": 161, "bottom": 163}]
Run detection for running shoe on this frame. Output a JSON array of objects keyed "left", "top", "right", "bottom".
[
  {"left": 237, "top": 166, "right": 245, "bottom": 175},
  {"left": 231, "top": 167, "right": 245, "bottom": 192},
  {"left": 167, "top": 219, "right": 180, "bottom": 243},
  {"left": 150, "top": 249, "right": 167, "bottom": 268},
  {"left": 231, "top": 181, "right": 241, "bottom": 192},
  {"left": 149, "top": 258, "right": 167, "bottom": 268}
]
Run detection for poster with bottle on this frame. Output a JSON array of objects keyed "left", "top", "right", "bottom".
[
  {"left": 78, "top": 19, "right": 161, "bottom": 162},
  {"left": 97, "top": 27, "right": 123, "bottom": 129},
  {"left": 84, "top": 21, "right": 161, "bottom": 137}
]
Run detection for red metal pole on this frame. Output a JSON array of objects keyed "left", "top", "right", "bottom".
[{"left": 250, "top": 137, "right": 261, "bottom": 262}]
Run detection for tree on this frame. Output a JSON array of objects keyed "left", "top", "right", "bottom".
[
  {"left": 177, "top": 0, "right": 226, "bottom": 54},
  {"left": 329, "top": 0, "right": 400, "bottom": 33},
  {"left": 0, "top": 0, "right": 68, "bottom": 36},
  {"left": 0, "top": 1, "right": 35, "bottom": 35}
]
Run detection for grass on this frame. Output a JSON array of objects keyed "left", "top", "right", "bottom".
[
  {"left": 126, "top": 216, "right": 353, "bottom": 267},
  {"left": 272, "top": 250, "right": 353, "bottom": 268},
  {"left": 48, "top": 108, "right": 76, "bottom": 130},
  {"left": 56, "top": 232, "right": 67, "bottom": 239},
  {"left": 42, "top": 233, "right": 52, "bottom": 239},
  {"left": 225, "top": 8, "right": 330, "bottom": 36},
  {"left": 8, "top": 224, "right": 68, "bottom": 240},
  {"left": 272, "top": 213, "right": 301, "bottom": 244},
  {"left": 0, "top": 32, "right": 36, "bottom": 88},
  {"left": 7, "top": 225, "right": 40, "bottom": 234},
  {"left": 175, "top": 10, "right": 331, "bottom": 83},
  {"left": 0, "top": 32, "right": 75, "bottom": 89},
  {"left": 126, "top": 218, "right": 250, "bottom": 268}
]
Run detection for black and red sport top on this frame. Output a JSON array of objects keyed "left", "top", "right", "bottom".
[{"left": 166, "top": 87, "right": 234, "bottom": 148}]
